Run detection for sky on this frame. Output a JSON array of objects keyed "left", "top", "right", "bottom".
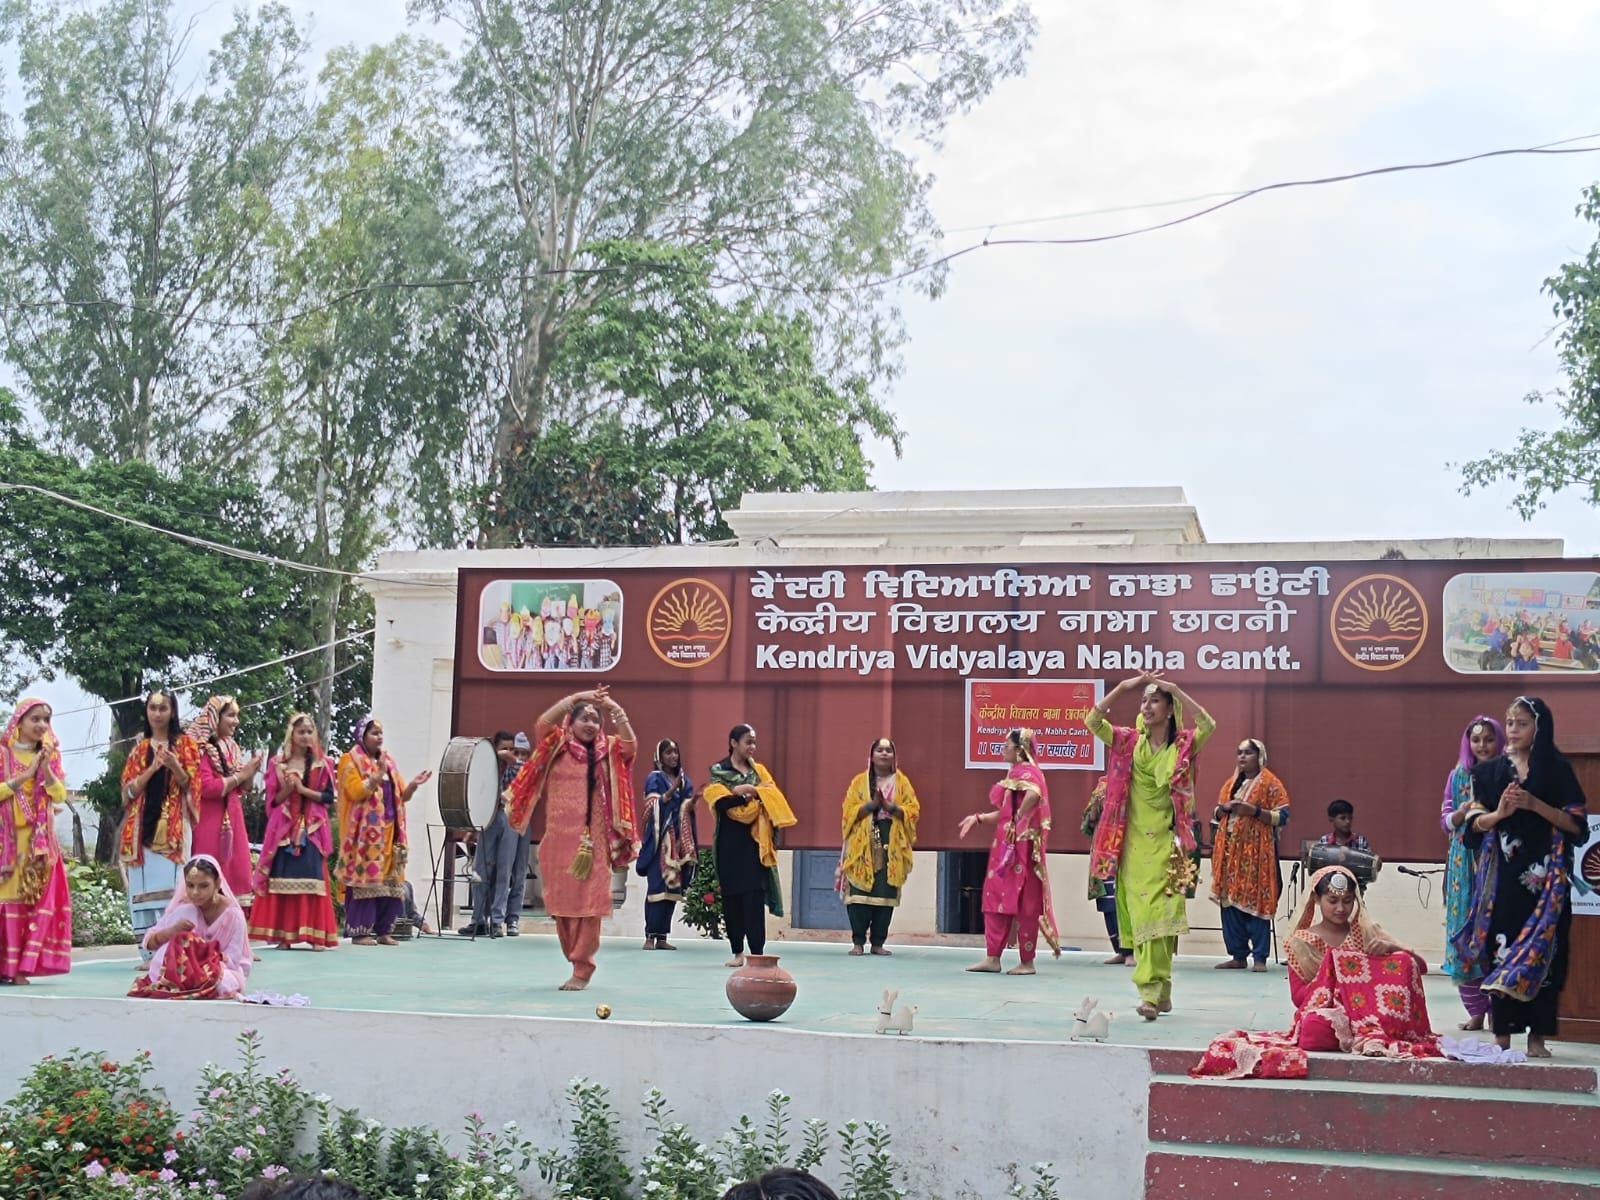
[{"left": 31, "top": 0, "right": 1600, "bottom": 784}]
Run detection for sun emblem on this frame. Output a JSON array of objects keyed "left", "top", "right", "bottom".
[
  {"left": 646, "top": 578, "right": 733, "bottom": 669},
  {"left": 1330, "top": 574, "right": 1429, "bottom": 672}
]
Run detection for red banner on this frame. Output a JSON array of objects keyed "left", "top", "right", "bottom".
[{"left": 965, "top": 679, "right": 1103, "bottom": 771}]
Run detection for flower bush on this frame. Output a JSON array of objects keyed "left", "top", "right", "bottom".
[
  {"left": 67, "top": 860, "right": 136, "bottom": 947},
  {"left": 679, "top": 849, "right": 723, "bottom": 942},
  {"left": 0, "top": 1048, "right": 180, "bottom": 1197},
  {"left": 0, "top": 1036, "right": 1058, "bottom": 1199}
]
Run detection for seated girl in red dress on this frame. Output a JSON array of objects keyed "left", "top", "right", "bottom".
[
  {"left": 1192, "top": 864, "right": 1441, "bottom": 1078},
  {"left": 128, "top": 854, "right": 251, "bottom": 1001}
]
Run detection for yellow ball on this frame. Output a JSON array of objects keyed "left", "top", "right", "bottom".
[{"left": 595, "top": 1004, "right": 612, "bottom": 1020}]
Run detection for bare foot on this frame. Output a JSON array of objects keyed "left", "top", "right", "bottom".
[
  {"left": 1103, "top": 954, "right": 1130, "bottom": 965},
  {"left": 657, "top": 940, "right": 678, "bottom": 950},
  {"left": 377, "top": 936, "right": 400, "bottom": 946},
  {"left": 1005, "top": 963, "right": 1036, "bottom": 975},
  {"left": 1250, "top": 961, "right": 1268, "bottom": 973},
  {"left": 1494, "top": 1034, "right": 1512, "bottom": 1051},
  {"left": 1136, "top": 1001, "right": 1158, "bottom": 1021},
  {"left": 312, "top": 945, "right": 326, "bottom": 952},
  {"left": 277, "top": 942, "right": 294, "bottom": 951},
  {"left": 642, "top": 939, "right": 656, "bottom": 950},
  {"left": 1214, "top": 958, "right": 1247, "bottom": 970},
  {"left": 352, "top": 936, "right": 377, "bottom": 946},
  {"left": 1158, "top": 999, "right": 1173, "bottom": 1014},
  {"left": 1457, "top": 1016, "right": 1485, "bottom": 1031},
  {"left": 725, "top": 954, "right": 746, "bottom": 968},
  {"left": 870, "top": 946, "right": 893, "bottom": 956},
  {"left": 558, "top": 976, "right": 589, "bottom": 991},
  {"left": 847, "top": 945, "right": 864, "bottom": 956},
  {"left": 965, "top": 958, "right": 1003, "bottom": 973},
  {"left": 1527, "top": 1037, "right": 1552, "bottom": 1059}
]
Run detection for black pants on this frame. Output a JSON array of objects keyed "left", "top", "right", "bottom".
[
  {"left": 1102, "top": 908, "right": 1128, "bottom": 956},
  {"left": 644, "top": 898, "right": 677, "bottom": 939},
  {"left": 724, "top": 889, "right": 767, "bottom": 956},
  {"left": 1491, "top": 984, "right": 1561, "bottom": 1038},
  {"left": 848, "top": 902, "right": 893, "bottom": 948}
]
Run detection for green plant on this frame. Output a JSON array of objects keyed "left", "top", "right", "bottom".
[
  {"left": 66, "top": 860, "right": 136, "bottom": 947},
  {"left": 837, "top": 1121, "right": 905, "bottom": 1200},
  {"left": 535, "top": 1077, "right": 632, "bottom": 1200},
  {"left": 1004, "top": 1161, "right": 1063, "bottom": 1200},
  {"left": 714, "top": 1089, "right": 826, "bottom": 1186},
  {"left": 183, "top": 1030, "right": 314, "bottom": 1193},
  {"left": 637, "top": 1088, "right": 725, "bottom": 1200},
  {"left": 446, "top": 1111, "right": 537, "bottom": 1200},
  {"left": 681, "top": 848, "right": 724, "bottom": 942},
  {"left": 0, "top": 1048, "right": 180, "bottom": 1197}
]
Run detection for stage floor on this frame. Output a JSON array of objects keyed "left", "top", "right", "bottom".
[{"left": 45, "top": 935, "right": 1600, "bottom": 1063}]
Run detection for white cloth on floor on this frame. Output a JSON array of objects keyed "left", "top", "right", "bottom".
[{"left": 1440, "top": 1036, "right": 1527, "bottom": 1064}]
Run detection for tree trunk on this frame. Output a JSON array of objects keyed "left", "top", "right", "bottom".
[
  {"left": 94, "top": 692, "right": 147, "bottom": 864},
  {"left": 314, "top": 574, "right": 343, "bottom": 742}
]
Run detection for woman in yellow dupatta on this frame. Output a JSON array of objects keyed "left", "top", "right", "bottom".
[
  {"left": 704, "top": 724, "right": 796, "bottom": 968},
  {"left": 839, "top": 737, "right": 920, "bottom": 956},
  {"left": 338, "top": 715, "right": 432, "bottom": 946}
]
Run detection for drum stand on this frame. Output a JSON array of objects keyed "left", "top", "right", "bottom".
[{"left": 420, "top": 823, "right": 479, "bottom": 941}]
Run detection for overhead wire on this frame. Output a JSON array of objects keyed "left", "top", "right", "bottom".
[{"left": 0, "top": 132, "right": 1592, "bottom": 319}]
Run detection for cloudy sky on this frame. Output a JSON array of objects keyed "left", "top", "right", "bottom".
[{"left": 37, "top": 0, "right": 1600, "bottom": 781}]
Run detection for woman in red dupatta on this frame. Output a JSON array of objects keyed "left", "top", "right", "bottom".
[
  {"left": 118, "top": 689, "right": 201, "bottom": 952},
  {"left": 129, "top": 854, "right": 251, "bottom": 1000},
  {"left": 504, "top": 686, "right": 637, "bottom": 990},
  {"left": 249, "top": 713, "right": 339, "bottom": 949},
  {"left": 185, "top": 695, "right": 264, "bottom": 905},
  {"left": 1191, "top": 864, "right": 1441, "bottom": 1079},
  {"left": 959, "top": 727, "right": 1059, "bottom": 975},
  {"left": 0, "top": 697, "right": 72, "bottom": 983}
]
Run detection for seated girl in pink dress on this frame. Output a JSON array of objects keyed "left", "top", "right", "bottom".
[
  {"left": 1192, "top": 864, "right": 1441, "bottom": 1078},
  {"left": 128, "top": 854, "right": 251, "bottom": 1001}
]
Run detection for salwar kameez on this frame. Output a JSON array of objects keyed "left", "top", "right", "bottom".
[
  {"left": 337, "top": 737, "right": 412, "bottom": 941},
  {"left": 840, "top": 769, "right": 920, "bottom": 952},
  {"left": 977, "top": 761, "right": 1058, "bottom": 966},
  {"left": 129, "top": 856, "right": 251, "bottom": 1001},
  {"left": 119, "top": 734, "right": 201, "bottom": 954},
  {"left": 1090, "top": 708, "right": 1215, "bottom": 1007},
  {"left": 638, "top": 768, "right": 696, "bottom": 942},
  {"left": 0, "top": 702, "right": 73, "bottom": 981},
  {"left": 250, "top": 754, "right": 338, "bottom": 947}
]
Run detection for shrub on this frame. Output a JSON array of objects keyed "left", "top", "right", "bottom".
[{"left": 67, "top": 860, "right": 136, "bottom": 947}]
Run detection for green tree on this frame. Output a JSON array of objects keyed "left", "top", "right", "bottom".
[
  {"left": 491, "top": 241, "right": 897, "bottom": 544},
  {"left": 0, "top": 0, "right": 308, "bottom": 467},
  {"left": 409, "top": 0, "right": 1036, "bottom": 537},
  {"left": 0, "top": 429, "right": 292, "bottom": 858},
  {"left": 259, "top": 36, "right": 473, "bottom": 727},
  {"left": 1459, "top": 183, "right": 1600, "bottom": 515}
]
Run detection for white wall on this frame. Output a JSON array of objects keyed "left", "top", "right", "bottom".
[{"left": 0, "top": 997, "right": 1151, "bottom": 1200}]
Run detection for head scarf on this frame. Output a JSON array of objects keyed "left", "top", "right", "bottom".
[
  {"left": 654, "top": 738, "right": 681, "bottom": 771},
  {"left": 350, "top": 714, "right": 396, "bottom": 773},
  {"left": 1287, "top": 865, "right": 1378, "bottom": 981},
  {"left": 1239, "top": 738, "right": 1267, "bottom": 767},
  {"left": 0, "top": 697, "right": 64, "bottom": 884},
  {"left": 185, "top": 695, "right": 239, "bottom": 770},
  {"left": 1454, "top": 715, "right": 1505, "bottom": 773},
  {"left": 161, "top": 853, "right": 240, "bottom": 920}
]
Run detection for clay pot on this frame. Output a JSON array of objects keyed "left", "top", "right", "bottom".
[{"left": 725, "top": 954, "right": 797, "bottom": 1022}]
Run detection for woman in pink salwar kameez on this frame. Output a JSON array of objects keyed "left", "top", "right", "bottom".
[
  {"left": 0, "top": 697, "right": 72, "bottom": 984},
  {"left": 505, "top": 686, "right": 638, "bottom": 991},
  {"left": 959, "top": 727, "right": 1059, "bottom": 975},
  {"left": 129, "top": 854, "right": 252, "bottom": 1000},
  {"left": 186, "top": 695, "right": 264, "bottom": 905}
]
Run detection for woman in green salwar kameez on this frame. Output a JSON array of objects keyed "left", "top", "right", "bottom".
[{"left": 1086, "top": 672, "right": 1215, "bottom": 1020}]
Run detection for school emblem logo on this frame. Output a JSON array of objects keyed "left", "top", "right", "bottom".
[
  {"left": 647, "top": 578, "right": 733, "bottom": 669},
  {"left": 1330, "top": 573, "right": 1428, "bottom": 672}
]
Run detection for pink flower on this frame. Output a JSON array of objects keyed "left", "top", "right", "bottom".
[
  {"left": 262, "top": 1165, "right": 289, "bottom": 1180},
  {"left": 231, "top": 1147, "right": 252, "bottom": 1160},
  {"left": 158, "top": 1169, "right": 177, "bottom": 1182},
  {"left": 164, "top": 1149, "right": 180, "bottom": 1164},
  {"left": 84, "top": 1162, "right": 106, "bottom": 1179}
]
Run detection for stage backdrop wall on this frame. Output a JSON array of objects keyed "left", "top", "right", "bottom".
[{"left": 453, "top": 559, "right": 1600, "bottom": 861}]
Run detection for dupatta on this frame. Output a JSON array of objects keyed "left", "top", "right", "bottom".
[
  {"left": 129, "top": 853, "right": 250, "bottom": 1001},
  {"left": 1088, "top": 699, "right": 1202, "bottom": 882},
  {"left": 336, "top": 716, "right": 410, "bottom": 888},
  {"left": 505, "top": 721, "right": 638, "bottom": 872},
  {"left": 840, "top": 769, "right": 920, "bottom": 892},
  {"left": 0, "top": 698, "right": 67, "bottom": 895},
  {"left": 118, "top": 734, "right": 201, "bottom": 866}
]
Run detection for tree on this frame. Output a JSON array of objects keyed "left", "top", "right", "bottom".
[
  {"left": 0, "top": 0, "right": 309, "bottom": 468},
  {"left": 0, "top": 424, "right": 293, "bottom": 858},
  {"left": 491, "top": 241, "right": 898, "bottom": 544},
  {"left": 409, "top": 0, "right": 1036, "bottom": 537},
  {"left": 1459, "top": 184, "right": 1600, "bottom": 516},
  {"left": 258, "top": 37, "right": 475, "bottom": 726}
]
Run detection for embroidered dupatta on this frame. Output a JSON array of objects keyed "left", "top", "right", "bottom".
[
  {"left": 637, "top": 768, "right": 697, "bottom": 889},
  {"left": 840, "top": 769, "right": 920, "bottom": 892},
  {"left": 336, "top": 741, "right": 409, "bottom": 889},
  {"left": 118, "top": 735, "right": 201, "bottom": 866},
  {"left": 1209, "top": 767, "right": 1289, "bottom": 920},
  {"left": 254, "top": 751, "right": 336, "bottom": 894},
  {"left": 1088, "top": 708, "right": 1202, "bottom": 882},
  {"left": 505, "top": 724, "right": 638, "bottom": 871},
  {"left": 0, "top": 698, "right": 68, "bottom": 895}
]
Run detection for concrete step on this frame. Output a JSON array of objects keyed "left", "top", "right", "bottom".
[
  {"left": 1147, "top": 1045, "right": 1599, "bottom": 1093},
  {"left": 1148, "top": 1075, "right": 1597, "bottom": 1170},
  {"left": 1146, "top": 1145, "right": 1600, "bottom": 1199}
]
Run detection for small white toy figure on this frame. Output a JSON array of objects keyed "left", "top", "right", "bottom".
[
  {"left": 1071, "top": 995, "right": 1113, "bottom": 1042},
  {"left": 874, "top": 988, "right": 918, "bottom": 1035}
]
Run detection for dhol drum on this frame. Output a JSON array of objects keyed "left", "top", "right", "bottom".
[
  {"left": 1301, "top": 839, "right": 1383, "bottom": 886},
  {"left": 437, "top": 736, "right": 501, "bottom": 830}
]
